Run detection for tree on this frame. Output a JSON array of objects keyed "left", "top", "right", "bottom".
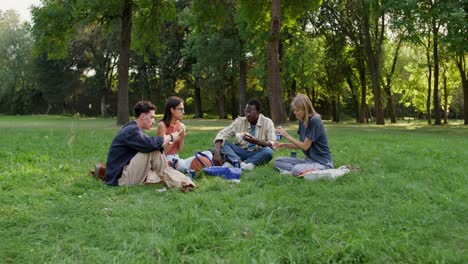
[
  {"left": 70, "top": 24, "right": 119, "bottom": 116},
  {"left": 182, "top": 0, "right": 243, "bottom": 119},
  {"left": 321, "top": 0, "right": 386, "bottom": 124},
  {"left": 390, "top": 0, "right": 464, "bottom": 125},
  {"left": 443, "top": 0, "right": 467, "bottom": 124},
  {"left": 266, "top": 0, "right": 287, "bottom": 124},
  {"left": 382, "top": 37, "right": 403, "bottom": 123},
  {"left": 0, "top": 10, "right": 39, "bottom": 114},
  {"left": 32, "top": 0, "right": 174, "bottom": 124}
]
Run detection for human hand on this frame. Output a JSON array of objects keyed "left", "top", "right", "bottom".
[
  {"left": 272, "top": 142, "right": 283, "bottom": 150},
  {"left": 242, "top": 133, "right": 255, "bottom": 143},
  {"left": 213, "top": 151, "right": 223, "bottom": 166},
  {"left": 178, "top": 124, "right": 186, "bottom": 138},
  {"left": 168, "top": 159, "right": 179, "bottom": 169},
  {"left": 235, "top": 132, "right": 246, "bottom": 142},
  {"left": 170, "top": 131, "right": 180, "bottom": 142},
  {"left": 275, "top": 127, "right": 288, "bottom": 137}
]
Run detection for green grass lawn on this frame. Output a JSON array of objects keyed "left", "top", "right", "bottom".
[{"left": 0, "top": 116, "right": 466, "bottom": 263}]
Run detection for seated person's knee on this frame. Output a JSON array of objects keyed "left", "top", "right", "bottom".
[{"left": 263, "top": 147, "right": 274, "bottom": 160}]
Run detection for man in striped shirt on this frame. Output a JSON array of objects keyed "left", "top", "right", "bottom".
[{"left": 213, "top": 99, "right": 276, "bottom": 171}]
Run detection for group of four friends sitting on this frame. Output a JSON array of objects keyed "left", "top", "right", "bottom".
[{"left": 104, "top": 94, "right": 333, "bottom": 187}]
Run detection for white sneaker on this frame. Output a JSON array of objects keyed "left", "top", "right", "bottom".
[
  {"left": 240, "top": 162, "right": 255, "bottom": 171},
  {"left": 222, "top": 162, "right": 233, "bottom": 168}
]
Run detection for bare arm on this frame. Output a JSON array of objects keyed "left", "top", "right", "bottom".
[
  {"left": 178, "top": 123, "right": 186, "bottom": 152},
  {"left": 276, "top": 127, "right": 313, "bottom": 151},
  {"left": 157, "top": 122, "right": 180, "bottom": 152},
  {"left": 272, "top": 142, "right": 297, "bottom": 150},
  {"left": 213, "top": 140, "right": 223, "bottom": 165},
  {"left": 243, "top": 134, "right": 272, "bottom": 148}
]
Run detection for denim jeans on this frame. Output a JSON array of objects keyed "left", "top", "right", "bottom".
[{"left": 221, "top": 141, "right": 273, "bottom": 166}]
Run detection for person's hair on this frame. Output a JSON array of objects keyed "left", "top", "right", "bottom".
[
  {"left": 246, "top": 99, "right": 261, "bottom": 112},
  {"left": 291, "top": 94, "right": 318, "bottom": 126},
  {"left": 134, "top": 101, "right": 156, "bottom": 118},
  {"left": 161, "top": 96, "right": 184, "bottom": 127}
]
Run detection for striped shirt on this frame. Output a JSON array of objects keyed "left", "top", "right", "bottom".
[{"left": 214, "top": 114, "right": 276, "bottom": 150}]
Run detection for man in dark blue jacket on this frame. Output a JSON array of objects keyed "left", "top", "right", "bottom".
[{"left": 105, "top": 101, "right": 180, "bottom": 186}]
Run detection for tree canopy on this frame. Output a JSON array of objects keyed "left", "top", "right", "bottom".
[{"left": 0, "top": 0, "right": 466, "bottom": 124}]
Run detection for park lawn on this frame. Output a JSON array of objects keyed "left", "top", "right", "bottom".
[{"left": 0, "top": 116, "right": 466, "bottom": 263}]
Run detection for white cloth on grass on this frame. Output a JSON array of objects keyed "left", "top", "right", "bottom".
[{"left": 302, "top": 166, "right": 350, "bottom": 181}]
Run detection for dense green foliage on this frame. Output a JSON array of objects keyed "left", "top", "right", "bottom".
[
  {"left": 1, "top": 116, "right": 467, "bottom": 262},
  {"left": 0, "top": 0, "right": 466, "bottom": 124}
]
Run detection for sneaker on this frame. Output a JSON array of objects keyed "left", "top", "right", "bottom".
[
  {"left": 240, "top": 162, "right": 255, "bottom": 171},
  {"left": 222, "top": 161, "right": 233, "bottom": 168}
]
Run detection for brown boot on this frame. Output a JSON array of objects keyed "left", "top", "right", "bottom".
[{"left": 90, "top": 163, "right": 106, "bottom": 180}]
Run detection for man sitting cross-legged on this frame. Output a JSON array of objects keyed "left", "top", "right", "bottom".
[
  {"left": 212, "top": 99, "right": 275, "bottom": 171},
  {"left": 105, "top": 101, "right": 181, "bottom": 186}
]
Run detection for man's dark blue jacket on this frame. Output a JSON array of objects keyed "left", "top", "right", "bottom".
[{"left": 105, "top": 121, "right": 164, "bottom": 186}]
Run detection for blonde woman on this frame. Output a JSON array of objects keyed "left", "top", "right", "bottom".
[{"left": 273, "top": 94, "right": 333, "bottom": 176}]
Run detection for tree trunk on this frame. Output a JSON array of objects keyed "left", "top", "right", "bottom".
[
  {"left": 357, "top": 57, "right": 367, "bottom": 123},
  {"left": 331, "top": 95, "right": 337, "bottom": 122},
  {"left": 346, "top": 77, "right": 359, "bottom": 123},
  {"left": 288, "top": 78, "right": 297, "bottom": 121},
  {"left": 362, "top": 27, "right": 384, "bottom": 124},
  {"left": 230, "top": 77, "right": 238, "bottom": 119},
  {"left": 100, "top": 95, "right": 107, "bottom": 117},
  {"left": 96, "top": 67, "right": 107, "bottom": 117},
  {"left": 267, "top": 0, "right": 287, "bottom": 124},
  {"left": 433, "top": 22, "right": 441, "bottom": 125},
  {"left": 216, "top": 90, "right": 227, "bottom": 119},
  {"left": 239, "top": 41, "right": 247, "bottom": 117},
  {"left": 455, "top": 55, "right": 467, "bottom": 125},
  {"left": 465, "top": 78, "right": 468, "bottom": 125},
  {"left": 384, "top": 38, "right": 401, "bottom": 123},
  {"left": 384, "top": 85, "right": 396, "bottom": 123},
  {"left": 425, "top": 40, "right": 432, "bottom": 125},
  {"left": 105, "top": 56, "right": 116, "bottom": 117},
  {"left": 193, "top": 78, "right": 203, "bottom": 118},
  {"left": 443, "top": 71, "right": 448, "bottom": 124},
  {"left": 116, "top": 0, "right": 132, "bottom": 125},
  {"left": 102, "top": 62, "right": 111, "bottom": 117},
  {"left": 332, "top": 94, "right": 340, "bottom": 122}
]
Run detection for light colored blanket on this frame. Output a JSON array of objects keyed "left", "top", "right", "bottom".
[{"left": 302, "top": 166, "right": 351, "bottom": 181}]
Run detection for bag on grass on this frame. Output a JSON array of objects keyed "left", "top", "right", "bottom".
[
  {"left": 159, "top": 167, "right": 196, "bottom": 192},
  {"left": 203, "top": 166, "right": 242, "bottom": 180},
  {"left": 189, "top": 151, "right": 214, "bottom": 173}
]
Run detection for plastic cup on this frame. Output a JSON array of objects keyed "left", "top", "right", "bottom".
[{"left": 276, "top": 125, "right": 282, "bottom": 140}]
